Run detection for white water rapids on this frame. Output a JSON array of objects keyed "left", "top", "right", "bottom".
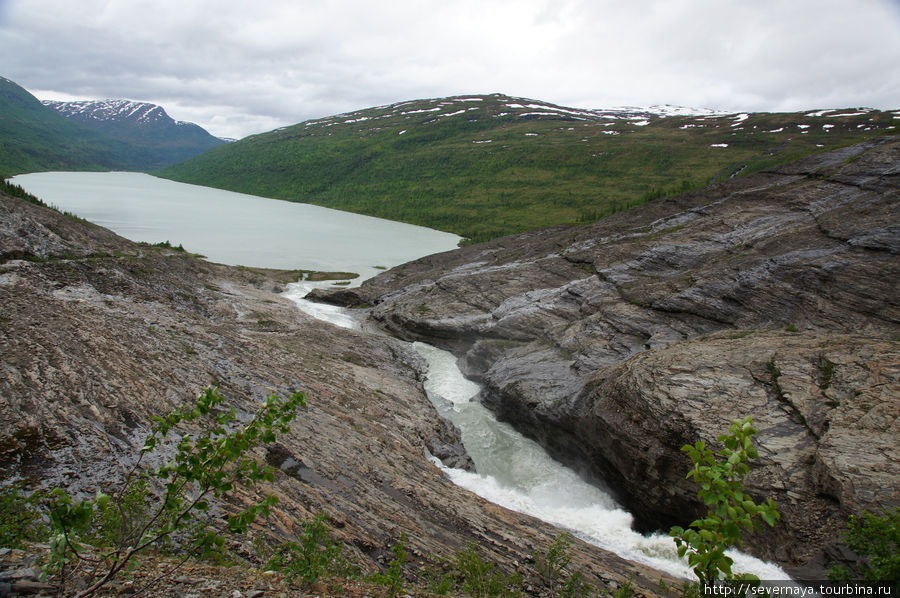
[{"left": 283, "top": 280, "right": 790, "bottom": 582}]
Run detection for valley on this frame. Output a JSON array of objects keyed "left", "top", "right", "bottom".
[
  {"left": 1, "top": 73, "right": 898, "bottom": 595},
  {"left": 0, "top": 184, "right": 679, "bottom": 596},
  {"left": 313, "top": 136, "right": 899, "bottom": 579}
]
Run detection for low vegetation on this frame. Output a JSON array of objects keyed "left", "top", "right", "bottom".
[
  {"left": 158, "top": 95, "right": 897, "bottom": 242},
  {"left": 263, "top": 513, "right": 358, "bottom": 587},
  {"left": 3, "top": 400, "right": 891, "bottom": 596},
  {"left": 1, "top": 386, "right": 305, "bottom": 597},
  {"left": 828, "top": 507, "right": 900, "bottom": 590}
]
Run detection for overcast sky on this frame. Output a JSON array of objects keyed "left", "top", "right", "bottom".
[{"left": 2, "top": 0, "right": 899, "bottom": 139}]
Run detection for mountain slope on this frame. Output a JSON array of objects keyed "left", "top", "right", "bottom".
[
  {"left": 0, "top": 187, "right": 673, "bottom": 595},
  {"left": 0, "top": 76, "right": 137, "bottom": 177},
  {"left": 0, "top": 75, "right": 225, "bottom": 177},
  {"left": 158, "top": 93, "right": 898, "bottom": 242},
  {"left": 44, "top": 98, "right": 226, "bottom": 165}
]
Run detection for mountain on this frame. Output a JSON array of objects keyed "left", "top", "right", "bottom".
[
  {"left": 313, "top": 136, "right": 900, "bottom": 579},
  {"left": 0, "top": 76, "right": 136, "bottom": 177},
  {"left": 43, "top": 98, "right": 226, "bottom": 165},
  {"left": 158, "top": 93, "right": 898, "bottom": 242},
  {"left": 0, "top": 75, "right": 224, "bottom": 177}
]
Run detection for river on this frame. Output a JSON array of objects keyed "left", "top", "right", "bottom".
[
  {"left": 285, "top": 284, "right": 790, "bottom": 581},
  {"left": 11, "top": 171, "right": 788, "bottom": 581}
]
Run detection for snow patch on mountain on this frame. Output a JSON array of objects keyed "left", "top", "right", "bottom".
[
  {"left": 40, "top": 97, "right": 229, "bottom": 146},
  {"left": 43, "top": 99, "right": 173, "bottom": 126}
]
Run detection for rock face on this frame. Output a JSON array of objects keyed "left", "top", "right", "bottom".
[
  {"left": 322, "top": 137, "right": 900, "bottom": 576},
  {"left": 0, "top": 193, "right": 673, "bottom": 594}
]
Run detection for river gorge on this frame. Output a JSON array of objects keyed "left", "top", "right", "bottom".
[
  {"left": 10, "top": 170, "right": 786, "bottom": 581},
  {"left": 3, "top": 138, "right": 897, "bottom": 591}
]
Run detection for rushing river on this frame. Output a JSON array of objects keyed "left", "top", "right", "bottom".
[
  {"left": 12, "top": 172, "right": 788, "bottom": 580},
  {"left": 285, "top": 286, "right": 790, "bottom": 581}
]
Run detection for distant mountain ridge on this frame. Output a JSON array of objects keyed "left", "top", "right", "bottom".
[
  {"left": 0, "top": 75, "right": 225, "bottom": 176},
  {"left": 44, "top": 98, "right": 175, "bottom": 124},
  {"left": 42, "top": 97, "right": 226, "bottom": 163},
  {"left": 159, "top": 92, "right": 898, "bottom": 242}
]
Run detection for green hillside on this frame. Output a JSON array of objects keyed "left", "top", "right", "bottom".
[
  {"left": 44, "top": 98, "right": 226, "bottom": 167},
  {"left": 0, "top": 76, "right": 226, "bottom": 178},
  {"left": 0, "top": 76, "right": 139, "bottom": 177},
  {"left": 160, "top": 95, "right": 898, "bottom": 242}
]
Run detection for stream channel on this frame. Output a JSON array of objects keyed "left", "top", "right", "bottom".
[
  {"left": 283, "top": 281, "right": 790, "bottom": 582},
  {"left": 13, "top": 172, "right": 790, "bottom": 582}
]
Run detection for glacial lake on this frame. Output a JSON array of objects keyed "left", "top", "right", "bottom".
[{"left": 9, "top": 171, "right": 461, "bottom": 282}]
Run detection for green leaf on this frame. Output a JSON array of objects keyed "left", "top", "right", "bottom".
[{"left": 669, "top": 415, "right": 780, "bottom": 584}]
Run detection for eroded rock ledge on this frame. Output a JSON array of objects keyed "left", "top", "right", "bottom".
[
  {"left": 0, "top": 193, "right": 672, "bottom": 594},
  {"left": 319, "top": 137, "right": 900, "bottom": 577}
]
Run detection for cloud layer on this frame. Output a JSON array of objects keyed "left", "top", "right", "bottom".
[{"left": 3, "top": 0, "right": 899, "bottom": 138}]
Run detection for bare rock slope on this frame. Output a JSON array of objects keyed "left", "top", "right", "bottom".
[
  {"left": 318, "top": 137, "right": 900, "bottom": 576},
  {"left": 0, "top": 194, "right": 672, "bottom": 594}
]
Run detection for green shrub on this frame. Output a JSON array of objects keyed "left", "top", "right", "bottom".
[
  {"left": 610, "top": 577, "right": 635, "bottom": 598},
  {"left": 266, "top": 513, "right": 355, "bottom": 586},
  {"left": 670, "top": 416, "right": 780, "bottom": 584},
  {"left": 369, "top": 534, "right": 408, "bottom": 596},
  {"left": 455, "top": 542, "right": 522, "bottom": 598},
  {"left": 0, "top": 482, "right": 48, "bottom": 548},
  {"left": 141, "top": 240, "right": 186, "bottom": 251},
  {"left": 829, "top": 507, "right": 899, "bottom": 590},
  {"left": 422, "top": 563, "right": 456, "bottom": 595},
  {"left": 533, "top": 532, "right": 592, "bottom": 597},
  {"left": 45, "top": 386, "right": 306, "bottom": 598}
]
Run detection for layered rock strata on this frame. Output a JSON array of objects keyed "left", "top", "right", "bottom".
[{"left": 317, "top": 137, "right": 900, "bottom": 576}]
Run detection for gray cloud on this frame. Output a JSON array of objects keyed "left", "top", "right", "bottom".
[{"left": 3, "top": 0, "right": 898, "bottom": 138}]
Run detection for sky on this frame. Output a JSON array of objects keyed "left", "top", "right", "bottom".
[{"left": 1, "top": 0, "right": 899, "bottom": 139}]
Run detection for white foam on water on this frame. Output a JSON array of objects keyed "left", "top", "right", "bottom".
[
  {"left": 282, "top": 280, "right": 360, "bottom": 330},
  {"left": 280, "top": 298, "right": 792, "bottom": 583},
  {"left": 413, "top": 341, "right": 792, "bottom": 582}
]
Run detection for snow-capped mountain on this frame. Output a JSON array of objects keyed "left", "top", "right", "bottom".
[
  {"left": 292, "top": 94, "right": 735, "bottom": 133},
  {"left": 600, "top": 104, "right": 733, "bottom": 118},
  {"left": 42, "top": 98, "right": 227, "bottom": 167},
  {"left": 44, "top": 99, "right": 177, "bottom": 127}
]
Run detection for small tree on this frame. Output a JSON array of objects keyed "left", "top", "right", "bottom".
[
  {"left": 670, "top": 416, "right": 780, "bottom": 584},
  {"left": 370, "top": 534, "right": 408, "bottom": 597},
  {"left": 46, "top": 386, "right": 306, "bottom": 597},
  {"left": 454, "top": 542, "right": 522, "bottom": 598},
  {"left": 829, "top": 507, "right": 899, "bottom": 591},
  {"left": 0, "top": 482, "right": 48, "bottom": 548},
  {"left": 265, "top": 512, "right": 355, "bottom": 587},
  {"left": 533, "top": 532, "right": 591, "bottom": 597}
]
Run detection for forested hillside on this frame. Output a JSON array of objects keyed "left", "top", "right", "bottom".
[
  {"left": 0, "top": 76, "right": 136, "bottom": 177},
  {"left": 0, "top": 76, "right": 225, "bottom": 177},
  {"left": 159, "top": 94, "right": 898, "bottom": 242}
]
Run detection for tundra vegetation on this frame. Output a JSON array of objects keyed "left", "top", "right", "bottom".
[{"left": 157, "top": 96, "right": 898, "bottom": 243}]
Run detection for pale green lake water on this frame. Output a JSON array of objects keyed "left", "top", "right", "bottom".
[{"left": 10, "top": 171, "right": 461, "bottom": 282}]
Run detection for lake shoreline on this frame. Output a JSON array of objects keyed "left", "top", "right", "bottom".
[{"left": 9, "top": 171, "right": 461, "bottom": 281}]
